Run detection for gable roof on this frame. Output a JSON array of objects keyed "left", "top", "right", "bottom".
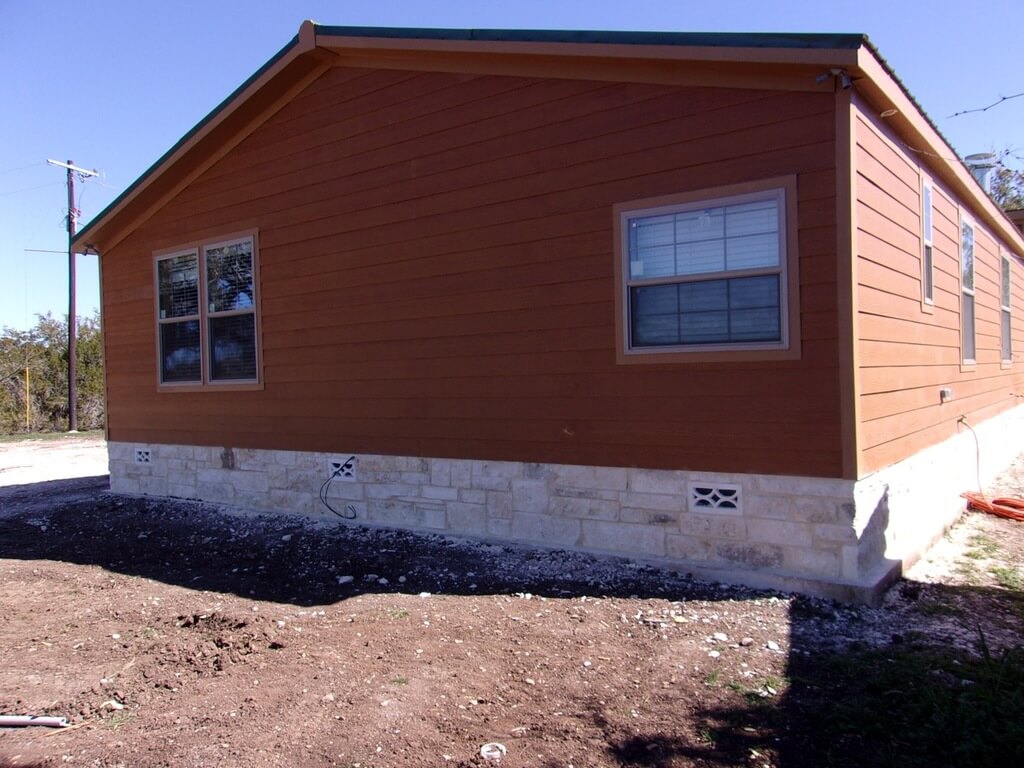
[{"left": 73, "top": 21, "right": 1024, "bottom": 255}]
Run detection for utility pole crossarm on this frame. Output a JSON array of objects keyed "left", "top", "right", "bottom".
[{"left": 46, "top": 159, "right": 99, "bottom": 177}]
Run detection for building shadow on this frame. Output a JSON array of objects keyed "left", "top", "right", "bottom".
[
  {"left": 0, "top": 479, "right": 746, "bottom": 604},
  {"left": 2, "top": 480, "right": 1023, "bottom": 765}
]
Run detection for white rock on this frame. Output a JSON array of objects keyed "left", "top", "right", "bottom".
[{"left": 336, "top": 575, "right": 354, "bottom": 585}]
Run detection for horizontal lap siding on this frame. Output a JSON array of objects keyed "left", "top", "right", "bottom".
[
  {"left": 854, "top": 104, "right": 1024, "bottom": 474},
  {"left": 102, "top": 67, "right": 842, "bottom": 476}
]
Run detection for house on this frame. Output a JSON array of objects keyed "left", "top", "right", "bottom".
[{"left": 74, "top": 22, "right": 1024, "bottom": 602}]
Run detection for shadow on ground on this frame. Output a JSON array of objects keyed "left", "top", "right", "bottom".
[
  {"left": 2, "top": 479, "right": 1023, "bottom": 766},
  {"left": 0, "top": 478, "right": 741, "bottom": 605}
]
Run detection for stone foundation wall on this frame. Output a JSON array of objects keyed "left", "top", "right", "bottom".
[
  {"left": 107, "top": 405, "right": 1024, "bottom": 602},
  {"left": 854, "top": 406, "right": 1024, "bottom": 572}
]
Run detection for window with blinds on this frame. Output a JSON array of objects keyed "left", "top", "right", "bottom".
[{"left": 155, "top": 234, "right": 259, "bottom": 387}]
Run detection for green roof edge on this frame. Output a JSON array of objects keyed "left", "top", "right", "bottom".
[
  {"left": 73, "top": 25, "right": 868, "bottom": 249},
  {"left": 73, "top": 32, "right": 301, "bottom": 248},
  {"left": 313, "top": 25, "right": 866, "bottom": 50}
]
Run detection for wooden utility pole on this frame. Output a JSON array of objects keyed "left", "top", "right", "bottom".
[{"left": 47, "top": 159, "right": 98, "bottom": 432}]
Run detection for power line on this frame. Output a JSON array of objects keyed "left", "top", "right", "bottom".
[
  {"left": 948, "top": 90, "right": 1024, "bottom": 119},
  {"left": 0, "top": 181, "right": 65, "bottom": 197},
  {"left": 0, "top": 161, "right": 46, "bottom": 175}
]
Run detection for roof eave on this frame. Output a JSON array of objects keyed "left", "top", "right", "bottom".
[
  {"left": 850, "top": 44, "right": 1024, "bottom": 254},
  {"left": 73, "top": 27, "right": 320, "bottom": 253}
]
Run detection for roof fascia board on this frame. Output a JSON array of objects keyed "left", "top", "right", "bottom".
[
  {"left": 92, "top": 57, "right": 329, "bottom": 255},
  {"left": 852, "top": 46, "right": 1024, "bottom": 254},
  {"left": 311, "top": 25, "right": 865, "bottom": 51},
  {"left": 313, "top": 30, "right": 859, "bottom": 92},
  {"left": 321, "top": 48, "right": 841, "bottom": 92},
  {"left": 315, "top": 29, "right": 860, "bottom": 71},
  {"left": 314, "top": 31, "right": 862, "bottom": 67},
  {"left": 74, "top": 30, "right": 319, "bottom": 251}
]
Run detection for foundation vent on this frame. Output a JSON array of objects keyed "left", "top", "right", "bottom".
[
  {"left": 134, "top": 448, "right": 152, "bottom": 465},
  {"left": 328, "top": 456, "right": 358, "bottom": 482},
  {"left": 689, "top": 482, "right": 742, "bottom": 514}
]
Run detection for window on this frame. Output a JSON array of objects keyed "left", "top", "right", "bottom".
[
  {"left": 922, "top": 178, "right": 934, "bottom": 305},
  {"left": 615, "top": 178, "right": 798, "bottom": 361},
  {"left": 155, "top": 233, "right": 259, "bottom": 387},
  {"left": 961, "top": 218, "right": 976, "bottom": 364},
  {"left": 1002, "top": 252, "right": 1012, "bottom": 364}
]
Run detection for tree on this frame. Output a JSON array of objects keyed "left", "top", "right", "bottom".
[
  {"left": 991, "top": 159, "right": 1024, "bottom": 211},
  {"left": 0, "top": 311, "right": 104, "bottom": 434}
]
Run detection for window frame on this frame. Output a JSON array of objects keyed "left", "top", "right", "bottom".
[
  {"left": 921, "top": 175, "right": 934, "bottom": 309},
  {"left": 1001, "top": 250, "right": 1012, "bottom": 367},
  {"left": 960, "top": 214, "right": 977, "bottom": 368},
  {"left": 153, "top": 230, "right": 262, "bottom": 391},
  {"left": 613, "top": 176, "right": 800, "bottom": 364}
]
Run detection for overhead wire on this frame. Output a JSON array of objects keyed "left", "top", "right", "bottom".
[{"left": 0, "top": 181, "right": 65, "bottom": 198}]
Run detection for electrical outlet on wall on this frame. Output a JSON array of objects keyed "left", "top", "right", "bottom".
[{"left": 328, "top": 456, "right": 358, "bottom": 481}]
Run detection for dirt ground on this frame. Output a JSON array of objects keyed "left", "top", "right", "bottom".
[{"left": 1, "top": 436, "right": 1023, "bottom": 768}]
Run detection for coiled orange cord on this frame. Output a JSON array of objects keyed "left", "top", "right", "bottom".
[{"left": 962, "top": 492, "right": 1024, "bottom": 522}]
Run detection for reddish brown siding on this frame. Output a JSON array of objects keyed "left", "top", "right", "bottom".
[
  {"left": 853, "top": 101, "right": 1024, "bottom": 474},
  {"left": 101, "top": 66, "right": 842, "bottom": 476}
]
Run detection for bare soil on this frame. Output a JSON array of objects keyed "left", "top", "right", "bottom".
[{"left": 1, "top": 437, "right": 1023, "bottom": 768}]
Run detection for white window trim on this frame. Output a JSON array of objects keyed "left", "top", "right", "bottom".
[
  {"left": 921, "top": 176, "right": 934, "bottom": 307},
  {"left": 960, "top": 214, "right": 977, "bottom": 367},
  {"left": 154, "top": 232, "right": 262, "bottom": 390},
  {"left": 1001, "top": 250, "right": 1012, "bottom": 366},
  {"left": 614, "top": 176, "right": 800, "bottom": 364}
]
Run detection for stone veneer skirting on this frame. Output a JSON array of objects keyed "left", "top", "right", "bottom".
[{"left": 108, "top": 405, "right": 1024, "bottom": 603}]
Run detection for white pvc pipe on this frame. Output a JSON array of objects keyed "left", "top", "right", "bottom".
[{"left": 0, "top": 715, "right": 68, "bottom": 728}]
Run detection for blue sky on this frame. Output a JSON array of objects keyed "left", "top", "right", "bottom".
[{"left": 2, "top": 0, "right": 1021, "bottom": 331}]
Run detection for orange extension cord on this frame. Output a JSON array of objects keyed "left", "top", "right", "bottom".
[{"left": 962, "top": 492, "right": 1024, "bottom": 522}]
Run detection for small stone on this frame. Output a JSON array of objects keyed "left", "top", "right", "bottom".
[
  {"left": 378, "top": 578, "right": 389, "bottom": 586},
  {"left": 337, "top": 575, "right": 354, "bottom": 585},
  {"left": 398, "top": 576, "right": 407, "bottom": 583},
  {"left": 111, "top": 634, "right": 120, "bottom": 640},
  {"left": 525, "top": 678, "right": 536, "bottom": 686},
  {"left": 740, "top": 637, "right": 754, "bottom": 647},
  {"left": 419, "top": 592, "right": 431, "bottom": 598},
  {"left": 713, "top": 632, "right": 728, "bottom": 642},
  {"left": 480, "top": 743, "right": 507, "bottom": 761},
  {"left": 281, "top": 534, "right": 292, "bottom": 542},
  {"left": 365, "top": 574, "right": 379, "bottom": 582},
  {"left": 321, "top": 693, "right": 335, "bottom": 703},
  {"left": 708, "top": 650, "right": 721, "bottom": 658},
  {"left": 582, "top": 660, "right": 592, "bottom": 668},
  {"left": 766, "top": 640, "right": 781, "bottom": 652}
]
